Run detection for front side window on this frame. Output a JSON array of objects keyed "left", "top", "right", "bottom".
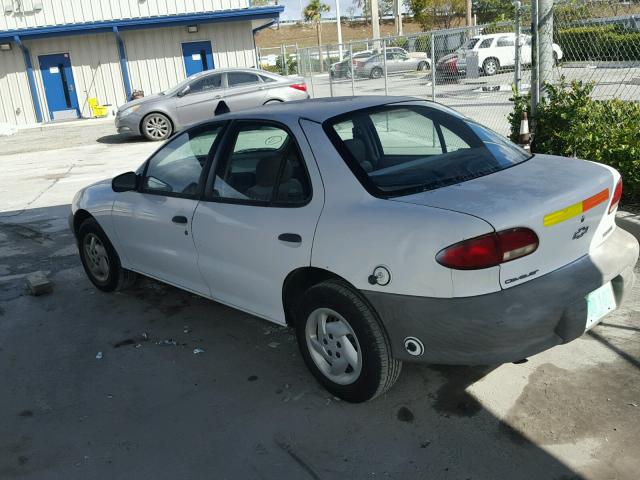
[
  {"left": 143, "top": 126, "right": 222, "bottom": 196},
  {"left": 227, "top": 72, "right": 260, "bottom": 87},
  {"left": 479, "top": 38, "right": 493, "bottom": 48},
  {"left": 189, "top": 74, "right": 222, "bottom": 94},
  {"left": 212, "top": 123, "right": 311, "bottom": 205},
  {"left": 326, "top": 105, "right": 531, "bottom": 197}
]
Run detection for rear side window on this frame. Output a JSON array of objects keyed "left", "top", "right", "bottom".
[
  {"left": 497, "top": 36, "right": 515, "bottom": 47},
  {"left": 212, "top": 123, "right": 311, "bottom": 206},
  {"left": 325, "top": 105, "right": 531, "bottom": 197},
  {"left": 227, "top": 72, "right": 260, "bottom": 87}
]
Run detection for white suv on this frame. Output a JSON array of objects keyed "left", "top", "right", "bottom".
[{"left": 457, "top": 33, "right": 564, "bottom": 76}]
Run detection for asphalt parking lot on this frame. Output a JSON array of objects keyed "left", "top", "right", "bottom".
[{"left": 1, "top": 120, "right": 640, "bottom": 479}]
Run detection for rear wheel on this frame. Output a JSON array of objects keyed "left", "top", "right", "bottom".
[
  {"left": 294, "top": 280, "right": 402, "bottom": 403},
  {"left": 141, "top": 113, "right": 172, "bottom": 141},
  {"left": 345, "top": 69, "right": 352, "bottom": 79},
  {"left": 370, "top": 67, "right": 383, "bottom": 79},
  {"left": 78, "top": 218, "right": 136, "bottom": 292},
  {"left": 482, "top": 58, "right": 499, "bottom": 76},
  {"left": 418, "top": 61, "right": 428, "bottom": 71},
  {"left": 264, "top": 99, "right": 283, "bottom": 105}
]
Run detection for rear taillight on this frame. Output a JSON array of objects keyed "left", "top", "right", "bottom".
[
  {"left": 290, "top": 83, "right": 307, "bottom": 92},
  {"left": 436, "top": 228, "right": 539, "bottom": 270},
  {"left": 609, "top": 178, "right": 622, "bottom": 214}
]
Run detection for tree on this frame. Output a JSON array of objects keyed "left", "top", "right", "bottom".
[
  {"left": 353, "top": 0, "right": 393, "bottom": 24},
  {"left": 406, "top": 0, "right": 465, "bottom": 30},
  {"left": 304, "top": 0, "right": 331, "bottom": 70},
  {"left": 473, "top": 0, "right": 514, "bottom": 24}
]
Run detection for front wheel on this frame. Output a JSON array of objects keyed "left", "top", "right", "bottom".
[
  {"left": 78, "top": 218, "right": 136, "bottom": 292},
  {"left": 294, "top": 280, "right": 402, "bottom": 403},
  {"left": 141, "top": 113, "right": 172, "bottom": 141},
  {"left": 482, "top": 58, "right": 499, "bottom": 76}
]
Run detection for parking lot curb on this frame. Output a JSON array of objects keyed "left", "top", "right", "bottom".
[{"left": 617, "top": 210, "right": 640, "bottom": 242}]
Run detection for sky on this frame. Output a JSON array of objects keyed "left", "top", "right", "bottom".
[{"left": 277, "top": 0, "right": 363, "bottom": 22}]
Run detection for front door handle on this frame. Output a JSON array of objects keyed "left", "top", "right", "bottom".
[
  {"left": 172, "top": 215, "right": 188, "bottom": 224},
  {"left": 278, "top": 233, "right": 302, "bottom": 243}
]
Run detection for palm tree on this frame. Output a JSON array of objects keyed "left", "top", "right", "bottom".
[{"left": 304, "top": 0, "right": 331, "bottom": 71}]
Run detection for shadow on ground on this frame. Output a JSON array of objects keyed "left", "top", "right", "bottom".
[
  {"left": 0, "top": 204, "right": 627, "bottom": 479},
  {"left": 96, "top": 134, "right": 148, "bottom": 145}
]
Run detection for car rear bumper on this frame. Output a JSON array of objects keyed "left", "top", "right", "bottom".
[{"left": 363, "top": 227, "right": 638, "bottom": 365}]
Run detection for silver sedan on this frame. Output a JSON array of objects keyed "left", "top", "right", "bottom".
[{"left": 115, "top": 68, "right": 309, "bottom": 141}]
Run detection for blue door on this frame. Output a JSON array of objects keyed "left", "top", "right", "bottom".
[
  {"left": 39, "top": 53, "right": 80, "bottom": 120},
  {"left": 182, "top": 41, "right": 214, "bottom": 77}
]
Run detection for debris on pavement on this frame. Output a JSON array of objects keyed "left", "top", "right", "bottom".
[
  {"left": 95, "top": 351, "right": 103, "bottom": 360},
  {"left": 268, "top": 342, "right": 280, "bottom": 349},
  {"left": 157, "top": 339, "right": 177, "bottom": 346},
  {"left": 114, "top": 332, "right": 149, "bottom": 348},
  {"left": 193, "top": 348, "right": 205, "bottom": 354},
  {"left": 25, "top": 271, "right": 53, "bottom": 296}
]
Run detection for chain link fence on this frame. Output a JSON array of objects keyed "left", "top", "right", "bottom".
[{"left": 288, "top": 2, "right": 639, "bottom": 137}]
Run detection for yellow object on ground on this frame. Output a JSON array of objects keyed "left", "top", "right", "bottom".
[{"left": 88, "top": 98, "right": 109, "bottom": 118}]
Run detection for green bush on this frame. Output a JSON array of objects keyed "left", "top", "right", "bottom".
[
  {"left": 556, "top": 25, "right": 640, "bottom": 62},
  {"left": 509, "top": 79, "right": 640, "bottom": 202}
]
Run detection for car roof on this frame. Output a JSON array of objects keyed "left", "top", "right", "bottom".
[
  {"left": 210, "top": 96, "right": 422, "bottom": 123},
  {"left": 474, "top": 33, "right": 516, "bottom": 39}
]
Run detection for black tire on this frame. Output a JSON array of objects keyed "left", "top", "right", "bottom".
[
  {"left": 370, "top": 67, "right": 383, "bottom": 79},
  {"left": 417, "top": 61, "right": 428, "bottom": 71},
  {"left": 78, "top": 218, "right": 137, "bottom": 292},
  {"left": 141, "top": 112, "right": 172, "bottom": 141},
  {"left": 345, "top": 69, "right": 352, "bottom": 79},
  {"left": 553, "top": 51, "right": 559, "bottom": 66},
  {"left": 264, "top": 99, "right": 283, "bottom": 105},
  {"left": 294, "top": 279, "right": 402, "bottom": 403},
  {"left": 482, "top": 58, "right": 499, "bottom": 76}
]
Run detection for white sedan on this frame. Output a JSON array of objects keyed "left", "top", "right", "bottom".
[{"left": 70, "top": 97, "right": 638, "bottom": 402}]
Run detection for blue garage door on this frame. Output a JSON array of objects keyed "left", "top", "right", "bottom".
[
  {"left": 182, "top": 41, "right": 214, "bottom": 77},
  {"left": 39, "top": 53, "right": 80, "bottom": 120}
]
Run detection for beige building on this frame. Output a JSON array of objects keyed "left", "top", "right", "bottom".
[{"left": 0, "top": 0, "right": 282, "bottom": 126}]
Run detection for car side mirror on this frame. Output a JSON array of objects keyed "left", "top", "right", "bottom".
[
  {"left": 177, "top": 85, "right": 190, "bottom": 97},
  {"left": 112, "top": 172, "right": 139, "bottom": 192}
]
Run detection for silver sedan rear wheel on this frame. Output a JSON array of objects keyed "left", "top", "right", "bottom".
[
  {"left": 305, "top": 307, "right": 363, "bottom": 385},
  {"left": 142, "top": 113, "right": 172, "bottom": 141}
]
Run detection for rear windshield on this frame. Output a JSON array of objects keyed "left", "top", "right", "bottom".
[{"left": 324, "top": 104, "right": 531, "bottom": 197}]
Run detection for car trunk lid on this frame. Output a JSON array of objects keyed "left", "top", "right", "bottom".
[{"left": 390, "top": 154, "right": 619, "bottom": 289}]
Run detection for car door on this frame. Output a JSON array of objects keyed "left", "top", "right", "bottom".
[
  {"left": 495, "top": 36, "right": 516, "bottom": 67},
  {"left": 521, "top": 35, "right": 533, "bottom": 65},
  {"left": 111, "top": 124, "right": 225, "bottom": 296},
  {"left": 191, "top": 120, "right": 324, "bottom": 324},
  {"left": 175, "top": 73, "right": 223, "bottom": 126},
  {"left": 223, "top": 72, "right": 267, "bottom": 111}
]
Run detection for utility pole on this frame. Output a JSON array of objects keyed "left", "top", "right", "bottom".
[
  {"left": 336, "top": 0, "right": 344, "bottom": 60},
  {"left": 370, "top": 0, "right": 381, "bottom": 46},
  {"left": 466, "top": 0, "right": 473, "bottom": 26},
  {"left": 394, "top": 0, "right": 403, "bottom": 36},
  {"left": 539, "top": 0, "right": 554, "bottom": 94}
]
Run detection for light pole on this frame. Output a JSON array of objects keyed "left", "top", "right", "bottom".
[
  {"left": 336, "top": 0, "right": 343, "bottom": 60},
  {"left": 370, "top": 0, "right": 381, "bottom": 47},
  {"left": 513, "top": 0, "right": 521, "bottom": 94}
]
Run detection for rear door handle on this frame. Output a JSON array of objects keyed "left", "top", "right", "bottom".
[
  {"left": 278, "top": 233, "right": 302, "bottom": 243},
  {"left": 172, "top": 215, "right": 188, "bottom": 224}
]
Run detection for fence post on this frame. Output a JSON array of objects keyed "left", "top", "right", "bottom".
[
  {"left": 530, "top": 0, "right": 540, "bottom": 123},
  {"left": 382, "top": 40, "right": 388, "bottom": 95},
  {"left": 327, "top": 44, "right": 334, "bottom": 97},
  {"left": 349, "top": 42, "right": 355, "bottom": 96},
  {"left": 430, "top": 33, "right": 436, "bottom": 102},
  {"left": 295, "top": 44, "right": 300, "bottom": 76},
  {"left": 280, "top": 44, "right": 287, "bottom": 75},
  {"left": 308, "top": 49, "right": 316, "bottom": 98}
]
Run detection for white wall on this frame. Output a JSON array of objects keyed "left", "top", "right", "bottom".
[
  {"left": 124, "top": 21, "right": 255, "bottom": 99},
  {"left": 0, "top": 46, "right": 37, "bottom": 125},
  {"left": 26, "top": 32, "right": 127, "bottom": 119},
  {"left": 0, "top": 0, "right": 250, "bottom": 31}
]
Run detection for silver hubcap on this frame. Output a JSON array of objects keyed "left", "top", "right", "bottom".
[
  {"left": 83, "top": 233, "right": 110, "bottom": 282},
  {"left": 145, "top": 115, "right": 169, "bottom": 139},
  {"left": 305, "top": 308, "right": 362, "bottom": 385},
  {"left": 485, "top": 61, "right": 497, "bottom": 75}
]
